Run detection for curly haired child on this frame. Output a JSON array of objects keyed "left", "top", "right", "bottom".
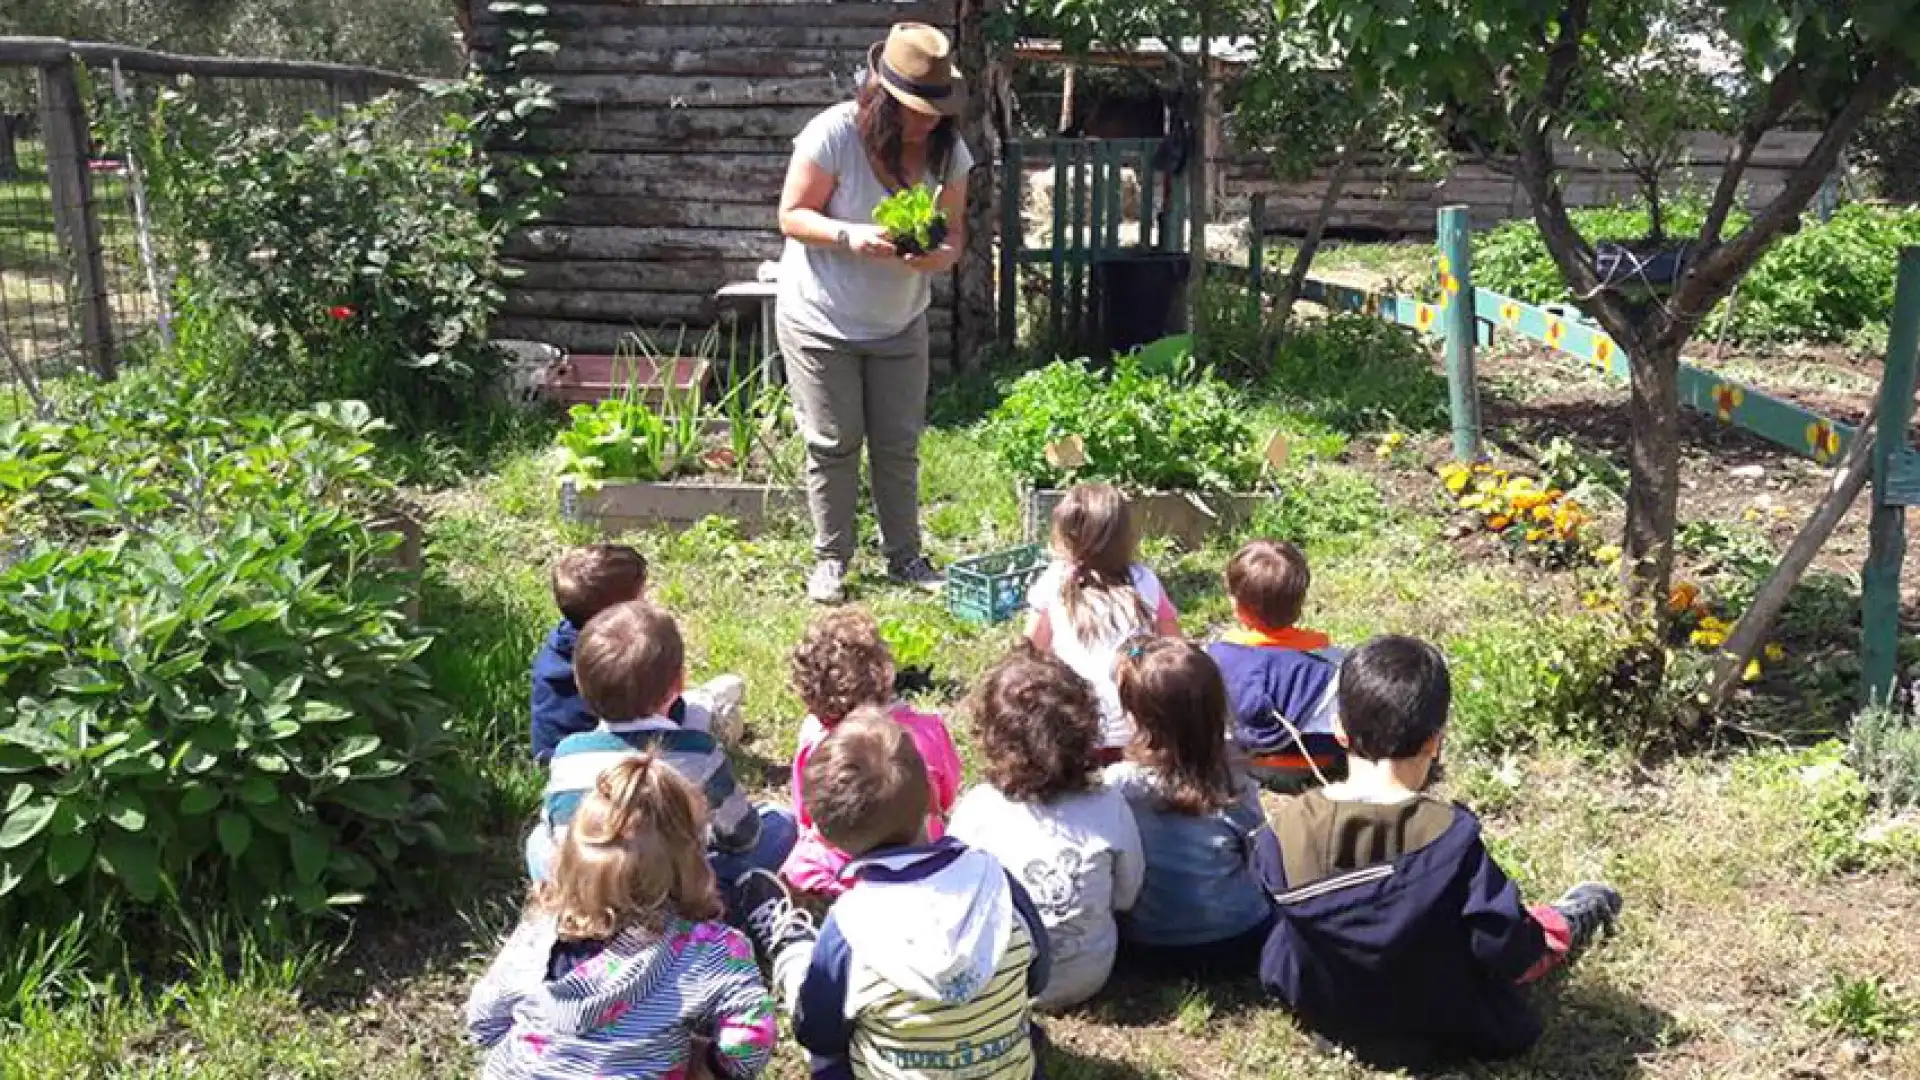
[
  {"left": 1104, "top": 638, "right": 1277, "bottom": 978},
  {"left": 1025, "top": 483, "right": 1181, "bottom": 761},
  {"left": 949, "top": 645, "right": 1143, "bottom": 1011},
  {"left": 782, "top": 607, "right": 961, "bottom": 896},
  {"left": 468, "top": 755, "right": 779, "bottom": 1080}
]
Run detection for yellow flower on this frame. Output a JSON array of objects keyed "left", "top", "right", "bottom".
[
  {"left": 1460, "top": 493, "right": 1488, "bottom": 510},
  {"left": 1507, "top": 476, "right": 1537, "bottom": 491},
  {"left": 1743, "top": 658, "right": 1763, "bottom": 682},
  {"left": 1443, "top": 470, "right": 1471, "bottom": 494},
  {"left": 1764, "top": 643, "right": 1786, "bottom": 663},
  {"left": 1511, "top": 491, "right": 1550, "bottom": 511},
  {"left": 1525, "top": 528, "right": 1547, "bottom": 542},
  {"left": 1475, "top": 478, "right": 1499, "bottom": 494},
  {"left": 1691, "top": 626, "right": 1729, "bottom": 648},
  {"left": 1594, "top": 544, "right": 1622, "bottom": 564},
  {"left": 1532, "top": 504, "right": 1555, "bottom": 523},
  {"left": 1698, "top": 616, "right": 1731, "bottom": 633}
]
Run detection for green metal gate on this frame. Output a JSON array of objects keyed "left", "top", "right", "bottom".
[{"left": 996, "top": 137, "right": 1189, "bottom": 355}]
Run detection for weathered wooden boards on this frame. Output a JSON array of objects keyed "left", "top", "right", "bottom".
[
  {"left": 475, "top": 1, "right": 960, "bottom": 358},
  {"left": 1229, "top": 130, "right": 1824, "bottom": 236}
]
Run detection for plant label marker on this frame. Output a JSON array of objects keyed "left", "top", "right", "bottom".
[
  {"left": 1264, "top": 430, "right": 1290, "bottom": 471},
  {"left": 1045, "top": 434, "right": 1087, "bottom": 471}
]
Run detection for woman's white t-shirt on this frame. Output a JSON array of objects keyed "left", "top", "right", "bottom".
[
  {"left": 1028, "top": 561, "right": 1173, "bottom": 749},
  {"left": 778, "top": 101, "right": 975, "bottom": 342},
  {"left": 947, "top": 783, "right": 1144, "bottom": 1011}
]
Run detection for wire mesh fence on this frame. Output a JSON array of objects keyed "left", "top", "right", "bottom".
[{"left": 0, "top": 40, "right": 429, "bottom": 387}]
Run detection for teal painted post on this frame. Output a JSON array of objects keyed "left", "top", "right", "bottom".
[
  {"left": 998, "top": 140, "right": 1022, "bottom": 349},
  {"left": 1088, "top": 143, "right": 1107, "bottom": 350},
  {"left": 1069, "top": 141, "right": 1088, "bottom": 350},
  {"left": 1049, "top": 141, "right": 1067, "bottom": 348},
  {"left": 1437, "top": 206, "right": 1482, "bottom": 461},
  {"left": 1139, "top": 144, "right": 1157, "bottom": 250},
  {"left": 1862, "top": 245, "right": 1920, "bottom": 705}
]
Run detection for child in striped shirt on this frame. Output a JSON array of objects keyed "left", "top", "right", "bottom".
[
  {"left": 530, "top": 601, "right": 796, "bottom": 921},
  {"left": 468, "top": 754, "right": 779, "bottom": 1080}
]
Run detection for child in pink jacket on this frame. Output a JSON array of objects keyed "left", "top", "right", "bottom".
[{"left": 782, "top": 609, "right": 961, "bottom": 896}]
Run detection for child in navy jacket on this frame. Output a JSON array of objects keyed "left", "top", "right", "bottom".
[
  {"left": 531, "top": 544, "right": 740, "bottom": 764},
  {"left": 1204, "top": 540, "right": 1344, "bottom": 792},
  {"left": 734, "top": 712, "right": 1052, "bottom": 1080},
  {"left": 1258, "top": 635, "right": 1622, "bottom": 1069}
]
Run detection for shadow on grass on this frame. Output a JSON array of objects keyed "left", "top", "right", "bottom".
[
  {"left": 1043, "top": 1039, "right": 1173, "bottom": 1080},
  {"left": 1517, "top": 976, "right": 1678, "bottom": 1080},
  {"left": 1077, "top": 971, "right": 1271, "bottom": 1029}
]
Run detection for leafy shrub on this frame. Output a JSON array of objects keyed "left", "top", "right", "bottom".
[
  {"left": 984, "top": 353, "right": 1260, "bottom": 491},
  {"left": 1473, "top": 203, "right": 1920, "bottom": 346},
  {"left": 1266, "top": 316, "right": 1448, "bottom": 432},
  {"left": 1247, "top": 465, "right": 1383, "bottom": 555},
  {"left": 131, "top": 77, "right": 553, "bottom": 435},
  {"left": 1800, "top": 973, "right": 1915, "bottom": 1045},
  {"left": 1736, "top": 743, "right": 1873, "bottom": 877},
  {"left": 1446, "top": 612, "right": 1649, "bottom": 751},
  {"left": 1850, "top": 702, "right": 1920, "bottom": 813},
  {"left": 0, "top": 382, "right": 461, "bottom": 919}
]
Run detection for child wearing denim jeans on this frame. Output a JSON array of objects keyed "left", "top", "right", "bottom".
[
  {"left": 1259, "top": 635, "right": 1623, "bottom": 1068},
  {"left": 782, "top": 608, "right": 961, "bottom": 897},
  {"left": 1205, "top": 540, "right": 1345, "bottom": 792},
  {"left": 531, "top": 544, "right": 743, "bottom": 764},
  {"left": 531, "top": 601, "right": 795, "bottom": 922},
  {"left": 468, "top": 755, "right": 777, "bottom": 1080}
]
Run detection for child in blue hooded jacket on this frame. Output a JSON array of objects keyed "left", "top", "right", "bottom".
[{"left": 1258, "top": 635, "right": 1623, "bottom": 1068}]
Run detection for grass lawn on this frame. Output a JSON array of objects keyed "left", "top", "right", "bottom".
[{"left": 8, "top": 341, "right": 1920, "bottom": 1079}]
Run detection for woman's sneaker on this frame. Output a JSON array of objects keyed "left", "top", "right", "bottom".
[
  {"left": 807, "top": 559, "right": 848, "bottom": 604},
  {"left": 887, "top": 555, "right": 944, "bottom": 593},
  {"left": 1551, "top": 882, "right": 1623, "bottom": 954}
]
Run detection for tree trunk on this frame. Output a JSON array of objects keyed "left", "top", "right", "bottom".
[
  {"left": 1058, "top": 64, "right": 1076, "bottom": 135},
  {"left": 953, "top": 0, "right": 1005, "bottom": 370},
  {"left": 1623, "top": 339, "right": 1684, "bottom": 613},
  {"left": 1271, "top": 126, "right": 1365, "bottom": 334}
]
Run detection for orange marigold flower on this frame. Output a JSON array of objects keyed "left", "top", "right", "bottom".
[
  {"left": 1487, "top": 514, "right": 1512, "bottom": 531},
  {"left": 1667, "top": 582, "right": 1699, "bottom": 614}
]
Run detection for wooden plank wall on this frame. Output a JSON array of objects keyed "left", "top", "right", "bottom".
[
  {"left": 1225, "top": 130, "right": 1825, "bottom": 236},
  {"left": 470, "top": 0, "right": 960, "bottom": 361}
]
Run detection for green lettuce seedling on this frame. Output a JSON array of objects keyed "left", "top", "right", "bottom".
[{"left": 873, "top": 183, "right": 948, "bottom": 256}]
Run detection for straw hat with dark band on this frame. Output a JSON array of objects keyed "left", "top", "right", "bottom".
[{"left": 867, "top": 22, "right": 966, "bottom": 117}]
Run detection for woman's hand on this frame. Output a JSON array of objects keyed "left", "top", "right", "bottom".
[
  {"left": 901, "top": 244, "right": 960, "bottom": 274},
  {"left": 842, "top": 224, "right": 898, "bottom": 259}
]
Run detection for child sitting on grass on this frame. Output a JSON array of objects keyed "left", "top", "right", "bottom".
[
  {"left": 1026, "top": 483, "right": 1181, "bottom": 762},
  {"left": 735, "top": 712, "right": 1052, "bottom": 1079},
  {"left": 1105, "top": 638, "right": 1278, "bottom": 977},
  {"left": 782, "top": 608, "right": 961, "bottom": 897},
  {"left": 531, "top": 544, "right": 742, "bottom": 764},
  {"left": 949, "top": 645, "right": 1143, "bottom": 1012},
  {"left": 1258, "top": 635, "right": 1623, "bottom": 1068},
  {"left": 1205, "top": 539, "right": 1346, "bottom": 792},
  {"left": 468, "top": 755, "right": 778, "bottom": 1080},
  {"left": 533, "top": 601, "right": 795, "bottom": 917}
]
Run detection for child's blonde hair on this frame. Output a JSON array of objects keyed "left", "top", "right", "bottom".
[
  {"left": 790, "top": 607, "right": 895, "bottom": 724},
  {"left": 1050, "top": 483, "right": 1153, "bottom": 642},
  {"left": 534, "top": 755, "right": 721, "bottom": 940}
]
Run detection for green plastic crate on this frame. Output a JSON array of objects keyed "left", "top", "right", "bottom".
[{"left": 946, "top": 544, "right": 1048, "bottom": 625}]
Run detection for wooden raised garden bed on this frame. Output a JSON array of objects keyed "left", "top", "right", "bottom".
[
  {"left": 542, "top": 354, "right": 710, "bottom": 408},
  {"left": 1021, "top": 486, "right": 1266, "bottom": 549},
  {"left": 561, "top": 477, "right": 805, "bottom": 536}
]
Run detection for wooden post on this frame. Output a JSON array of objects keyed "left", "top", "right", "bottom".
[
  {"left": 1438, "top": 205, "right": 1481, "bottom": 461},
  {"left": 1861, "top": 246, "right": 1920, "bottom": 706},
  {"left": 38, "top": 58, "right": 116, "bottom": 379},
  {"left": 1248, "top": 194, "right": 1266, "bottom": 324},
  {"left": 998, "top": 139, "right": 1022, "bottom": 350},
  {"left": 1049, "top": 140, "right": 1067, "bottom": 348}
]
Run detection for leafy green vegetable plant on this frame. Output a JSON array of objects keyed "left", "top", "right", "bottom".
[
  {"left": 0, "top": 380, "right": 462, "bottom": 921},
  {"left": 984, "top": 351, "right": 1260, "bottom": 492},
  {"left": 873, "top": 184, "right": 948, "bottom": 256}
]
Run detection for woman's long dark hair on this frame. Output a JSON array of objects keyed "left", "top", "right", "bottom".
[{"left": 856, "top": 78, "right": 955, "bottom": 191}]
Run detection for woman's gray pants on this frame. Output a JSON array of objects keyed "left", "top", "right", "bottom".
[{"left": 776, "top": 311, "right": 929, "bottom": 565}]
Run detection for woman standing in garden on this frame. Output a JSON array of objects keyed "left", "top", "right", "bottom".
[{"left": 776, "top": 22, "right": 972, "bottom": 604}]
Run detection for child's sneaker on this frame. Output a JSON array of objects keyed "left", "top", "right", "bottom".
[
  {"left": 686, "top": 674, "right": 746, "bottom": 746},
  {"left": 735, "top": 868, "right": 818, "bottom": 959},
  {"left": 1550, "top": 882, "right": 1623, "bottom": 953}
]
